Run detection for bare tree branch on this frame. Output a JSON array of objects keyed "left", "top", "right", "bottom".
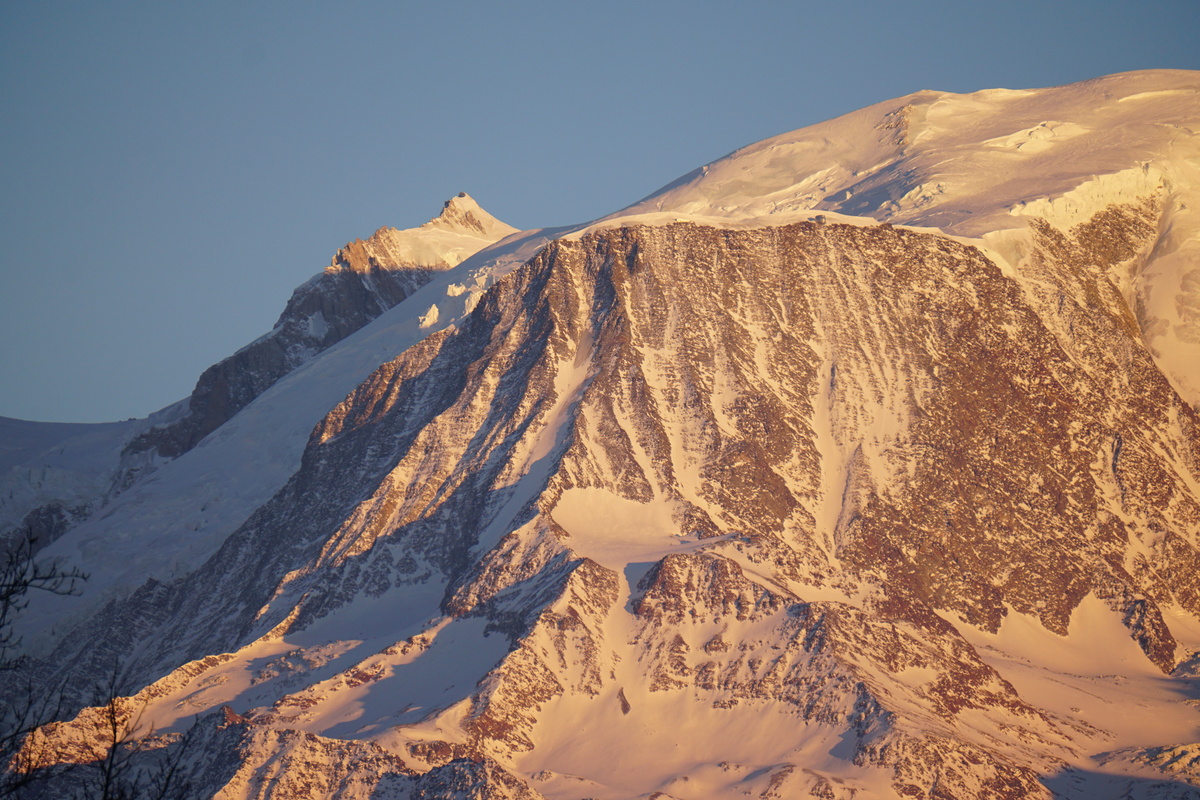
[{"left": 0, "top": 528, "right": 87, "bottom": 663}]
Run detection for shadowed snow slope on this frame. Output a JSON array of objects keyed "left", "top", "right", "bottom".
[{"left": 7, "top": 71, "right": 1200, "bottom": 800}]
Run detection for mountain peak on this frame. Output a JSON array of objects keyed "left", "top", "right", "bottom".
[
  {"left": 423, "top": 192, "right": 518, "bottom": 238},
  {"left": 329, "top": 193, "right": 518, "bottom": 277}
]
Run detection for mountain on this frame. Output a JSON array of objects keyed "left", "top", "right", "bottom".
[
  {"left": 118, "top": 192, "right": 519, "bottom": 475},
  {"left": 6, "top": 70, "right": 1200, "bottom": 800},
  {"left": 0, "top": 194, "right": 516, "bottom": 562}
]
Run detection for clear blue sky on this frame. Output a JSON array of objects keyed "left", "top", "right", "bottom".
[{"left": 3, "top": 0, "right": 1197, "bottom": 422}]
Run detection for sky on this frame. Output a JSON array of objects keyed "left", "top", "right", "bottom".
[{"left": 2, "top": 0, "right": 1198, "bottom": 423}]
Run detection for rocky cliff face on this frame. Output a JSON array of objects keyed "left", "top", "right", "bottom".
[
  {"left": 26, "top": 213, "right": 1200, "bottom": 799},
  {"left": 7, "top": 72, "right": 1200, "bottom": 800}
]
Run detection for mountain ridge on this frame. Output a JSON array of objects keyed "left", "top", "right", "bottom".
[
  {"left": 6, "top": 70, "right": 1200, "bottom": 800},
  {"left": 1, "top": 196, "right": 517, "bottom": 617}
]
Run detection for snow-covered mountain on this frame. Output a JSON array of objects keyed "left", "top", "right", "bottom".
[
  {"left": 119, "top": 193, "right": 519, "bottom": 472},
  {"left": 6, "top": 70, "right": 1200, "bottom": 800},
  {"left": 1, "top": 194, "right": 516, "bottom": 571}
]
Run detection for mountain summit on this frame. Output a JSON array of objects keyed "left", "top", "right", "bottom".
[
  {"left": 5, "top": 71, "right": 1200, "bottom": 800},
  {"left": 426, "top": 191, "right": 520, "bottom": 238},
  {"left": 333, "top": 192, "right": 518, "bottom": 276}
]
